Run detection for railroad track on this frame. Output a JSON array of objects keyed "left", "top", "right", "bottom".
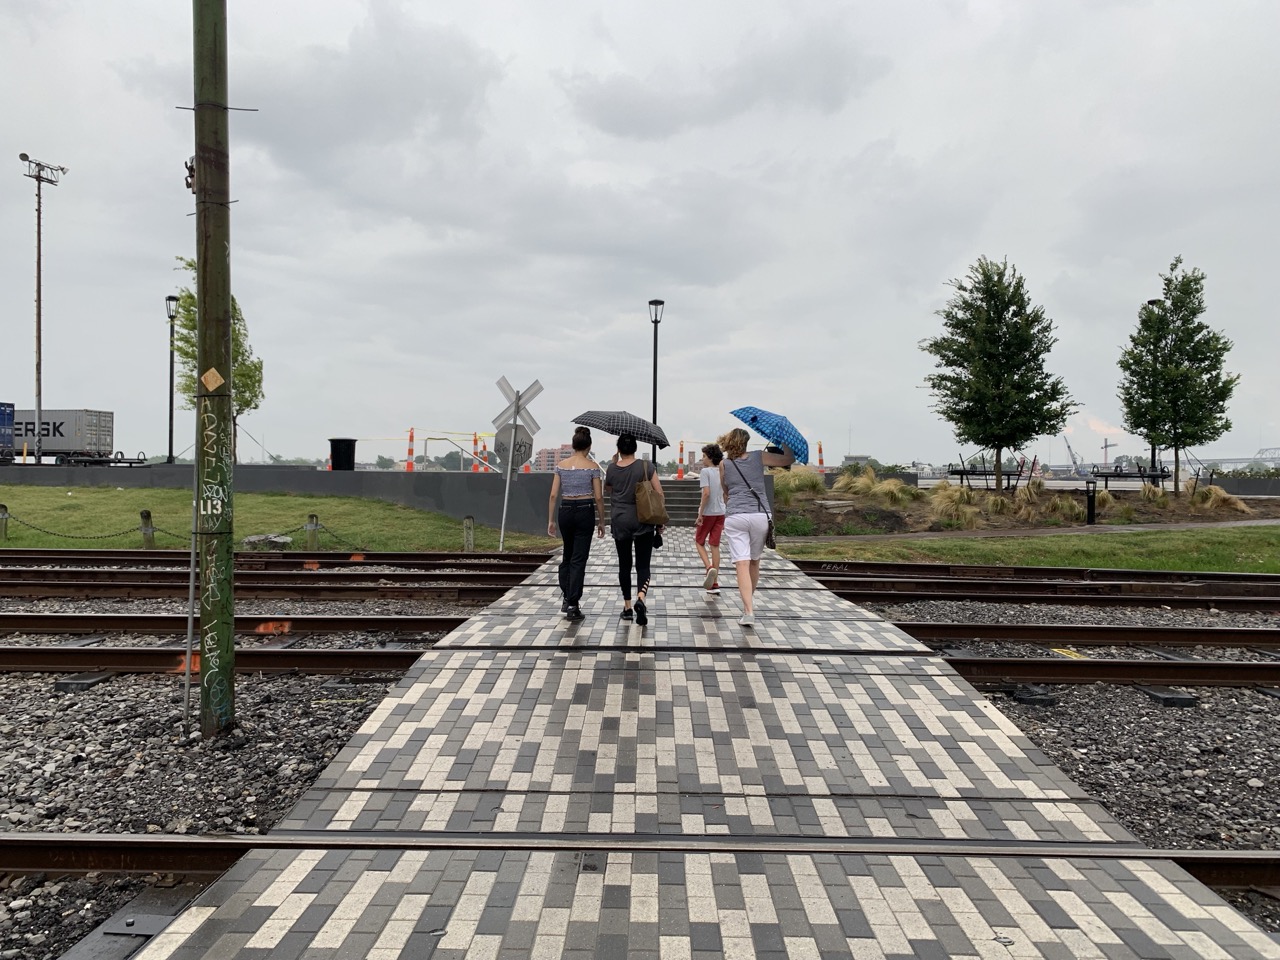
[
  {"left": 792, "top": 558, "right": 1280, "bottom": 585},
  {"left": 4, "top": 634, "right": 1280, "bottom": 687},
  {"left": 2, "top": 832, "right": 1277, "bottom": 888},
  {"left": 0, "top": 548, "right": 551, "bottom": 570}
]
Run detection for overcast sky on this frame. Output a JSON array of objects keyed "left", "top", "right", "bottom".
[{"left": 3, "top": 0, "right": 1278, "bottom": 470}]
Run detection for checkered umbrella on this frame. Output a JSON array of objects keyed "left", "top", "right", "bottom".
[
  {"left": 730, "top": 406, "right": 810, "bottom": 464},
  {"left": 572, "top": 410, "right": 669, "bottom": 449}
]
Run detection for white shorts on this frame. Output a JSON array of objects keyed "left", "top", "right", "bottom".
[{"left": 724, "top": 513, "right": 770, "bottom": 562}]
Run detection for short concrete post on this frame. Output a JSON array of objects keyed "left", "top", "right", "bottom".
[
  {"left": 140, "top": 510, "right": 156, "bottom": 548},
  {"left": 0, "top": 504, "right": 7, "bottom": 541},
  {"left": 305, "top": 513, "right": 320, "bottom": 550},
  {"left": 463, "top": 515, "right": 475, "bottom": 553}
]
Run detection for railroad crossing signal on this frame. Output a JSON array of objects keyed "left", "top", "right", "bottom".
[
  {"left": 492, "top": 377, "right": 541, "bottom": 435},
  {"left": 492, "top": 377, "right": 542, "bottom": 551}
]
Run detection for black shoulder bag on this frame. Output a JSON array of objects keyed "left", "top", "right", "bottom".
[{"left": 728, "top": 458, "right": 776, "bottom": 549}]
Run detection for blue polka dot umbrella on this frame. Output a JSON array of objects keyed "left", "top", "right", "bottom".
[{"left": 729, "top": 406, "right": 809, "bottom": 464}]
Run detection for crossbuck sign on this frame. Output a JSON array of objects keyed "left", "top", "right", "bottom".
[{"left": 493, "top": 377, "right": 542, "bottom": 550}]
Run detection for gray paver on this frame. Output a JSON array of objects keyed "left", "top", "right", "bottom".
[{"left": 131, "top": 533, "right": 1280, "bottom": 959}]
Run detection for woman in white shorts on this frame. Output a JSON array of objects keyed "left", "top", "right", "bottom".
[{"left": 716, "top": 427, "right": 795, "bottom": 626}]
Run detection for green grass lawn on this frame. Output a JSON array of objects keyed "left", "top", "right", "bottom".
[
  {"left": 0, "top": 485, "right": 557, "bottom": 553},
  {"left": 778, "top": 526, "right": 1280, "bottom": 574}
]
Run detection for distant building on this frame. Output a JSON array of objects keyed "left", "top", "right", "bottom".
[
  {"left": 533, "top": 444, "right": 572, "bottom": 470},
  {"left": 841, "top": 454, "right": 872, "bottom": 467}
]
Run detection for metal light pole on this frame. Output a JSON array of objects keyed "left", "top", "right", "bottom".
[
  {"left": 19, "top": 154, "right": 68, "bottom": 463},
  {"left": 165, "top": 294, "right": 180, "bottom": 463},
  {"left": 649, "top": 299, "right": 664, "bottom": 463},
  {"left": 1145, "top": 298, "right": 1163, "bottom": 481}
]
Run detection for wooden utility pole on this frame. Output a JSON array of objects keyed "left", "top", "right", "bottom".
[{"left": 193, "top": 0, "right": 236, "bottom": 736}]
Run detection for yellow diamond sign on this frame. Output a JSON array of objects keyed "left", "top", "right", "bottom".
[{"left": 201, "top": 368, "right": 226, "bottom": 391}]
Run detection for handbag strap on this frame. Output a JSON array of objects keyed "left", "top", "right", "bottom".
[{"left": 728, "top": 458, "right": 771, "bottom": 519}]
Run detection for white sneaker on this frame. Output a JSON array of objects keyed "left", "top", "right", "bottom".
[
  {"left": 707, "top": 583, "right": 720, "bottom": 595},
  {"left": 703, "top": 567, "right": 718, "bottom": 590},
  {"left": 739, "top": 613, "right": 754, "bottom": 627}
]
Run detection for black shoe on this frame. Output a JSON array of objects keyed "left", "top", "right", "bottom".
[
  {"left": 561, "top": 600, "right": 571, "bottom": 613},
  {"left": 633, "top": 598, "right": 647, "bottom": 626},
  {"left": 566, "top": 606, "right": 584, "bottom": 622},
  {"left": 620, "top": 607, "right": 634, "bottom": 621}
]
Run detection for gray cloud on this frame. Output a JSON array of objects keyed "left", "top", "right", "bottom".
[{"left": 560, "top": 19, "right": 889, "bottom": 140}]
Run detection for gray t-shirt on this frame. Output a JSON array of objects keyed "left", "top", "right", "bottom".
[
  {"left": 723, "top": 451, "right": 768, "bottom": 515},
  {"left": 699, "top": 466, "right": 726, "bottom": 515},
  {"left": 605, "top": 459, "right": 655, "bottom": 539}
]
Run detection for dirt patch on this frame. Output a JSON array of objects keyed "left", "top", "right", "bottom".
[{"left": 774, "top": 487, "right": 1280, "bottom": 537}]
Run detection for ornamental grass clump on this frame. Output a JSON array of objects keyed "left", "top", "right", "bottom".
[
  {"left": 984, "top": 494, "right": 1012, "bottom": 516},
  {"left": 1190, "top": 484, "right": 1252, "bottom": 514},
  {"left": 871, "top": 478, "right": 926, "bottom": 505},
  {"left": 833, "top": 466, "right": 877, "bottom": 496},
  {"left": 773, "top": 466, "right": 826, "bottom": 496},
  {"left": 1096, "top": 489, "right": 1116, "bottom": 510},
  {"left": 1140, "top": 482, "right": 1163, "bottom": 501},
  {"left": 929, "top": 483, "right": 976, "bottom": 520}
]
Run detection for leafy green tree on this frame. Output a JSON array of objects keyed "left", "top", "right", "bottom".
[
  {"left": 171, "top": 257, "right": 265, "bottom": 459},
  {"left": 375, "top": 455, "right": 397, "bottom": 470},
  {"left": 1117, "top": 257, "right": 1239, "bottom": 495},
  {"left": 921, "top": 257, "right": 1077, "bottom": 491}
]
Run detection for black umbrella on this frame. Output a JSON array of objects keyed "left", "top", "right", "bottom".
[{"left": 572, "top": 410, "right": 669, "bottom": 449}]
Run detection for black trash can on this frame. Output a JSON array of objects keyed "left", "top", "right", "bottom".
[{"left": 328, "top": 438, "right": 357, "bottom": 471}]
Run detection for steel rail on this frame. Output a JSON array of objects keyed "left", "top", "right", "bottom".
[
  {"left": 0, "top": 579, "right": 511, "bottom": 603},
  {"left": 0, "top": 612, "right": 468, "bottom": 635},
  {"left": 0, "top": 548, "right": 551, "bottom": 568},
  {"left": 831, "top": 586, "right": 1280, "bottom": 612},
  {"left": 1, "top": 614, "right": 1277, "bottom": 648},
  {"left": 0, "top": 566, "right": 539, "bottom": 584},
  {"left": 817, "top": 574, "right": 1277, "bottom": 598},
  {"left": 1, "top": 832, "right": 1276, "bottom": 888},
  {"left": 3, "top": 645, "right": 1280, "bottom": 687},
  {"left": 793, "top": 558, "right": 1280, "bottom": 585},
  {"left": 899, "top": 621, "right": 1280, "bottom": 647},
  {"left": 0, "top": 645, "right": 424, "bottom": 674}
]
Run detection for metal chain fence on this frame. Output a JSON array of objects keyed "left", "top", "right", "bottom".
[
  {"left": 4, "top": 512, "right": 367, "bottom": 551},
  {"left": 318, "top": 522, "right": 367, "bottom": 551},
  {"left": 6, "top": 515, "right": 140, "bottom": 540}
]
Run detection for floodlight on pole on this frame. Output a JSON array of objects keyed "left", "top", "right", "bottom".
[
  {"left": 648, "top": 299, "right": 664, "bottom": 463},
  {"left": 19, "top": 154, "right": 69, "bottom": 462},
  {"left": 165, "top": 294, "right": 180, "bottom": 464}
]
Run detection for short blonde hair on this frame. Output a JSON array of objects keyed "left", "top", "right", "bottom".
[{"left": 717, "top": 427, "right": 749, "bottom": 459}]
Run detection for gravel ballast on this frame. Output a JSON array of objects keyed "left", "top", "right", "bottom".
[{"left": 3, "top": 592, "right": 1280, "bottom": 956}]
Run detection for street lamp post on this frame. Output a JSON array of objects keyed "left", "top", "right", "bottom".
[
  {"left": 1145, "top": 298, "right": 1163, "bottom": 483},
  {"left": 648, "top": 299, "right": 664, "bottom": 464},
  {"left": 165, "top": 294, "right": 180, "bottom": 464},
  {"left": 19, "top": 153, "right": 68, "bottom": 463}
]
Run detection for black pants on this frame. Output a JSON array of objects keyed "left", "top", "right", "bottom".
[
  {"left": 557, "top": 500, "right": 595, "bottom": 606},
  {"left": 614, "top": 533, "right": 653, "bottom": 600}
]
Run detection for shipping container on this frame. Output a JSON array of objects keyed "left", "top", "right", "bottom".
[
  {"left": 12, "top": 409, "right": 114, "bottom": 460},
  {"left": 0, "top": 403, "right": 13, "bottom": 461}
]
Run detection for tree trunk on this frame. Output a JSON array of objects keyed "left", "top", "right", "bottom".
[
  {"left": 1173, "top": 447, "right": 1181, "bottom": 497},
  {"left": 994, "top": 446, "right": 1004, "bottom": 493}
]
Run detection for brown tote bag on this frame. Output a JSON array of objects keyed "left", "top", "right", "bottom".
[{"left": 634, "top": 461, "right": 670, "bottom": 526}]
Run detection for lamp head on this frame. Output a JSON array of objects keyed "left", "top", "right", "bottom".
[
  {"left": 165, "top": 294, "right": 180, "bottom": 320},
  {"left": 648, "top": 298, "right": 664, "bottom": 323}
]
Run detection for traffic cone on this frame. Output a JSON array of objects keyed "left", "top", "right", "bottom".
[
  {"left": 471, "top": 432, "right": 479, "bottom": 472},
  {"left": 677, "top": 440, "right": 684, "bottom": 479},
  {"left": 523, "top": 463, "right": 530, "bottom": 473},
  {"left": 406, "top": 427, "right": 415, "bottom": 472},
  {"left": 817, "top": 441, "right": 824, "bottom": 470}
]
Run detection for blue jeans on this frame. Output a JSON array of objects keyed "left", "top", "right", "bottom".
[{"left": 557, "top": 500, "right": 596, "bottom": 606}]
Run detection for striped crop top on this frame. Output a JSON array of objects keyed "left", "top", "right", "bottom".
[{"left": 555, "top": 464, "right": 600, "bottom": 497}]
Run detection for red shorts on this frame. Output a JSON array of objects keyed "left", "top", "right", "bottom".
[{"left": 695, "top": 514, "right": 724, "bottom": 546}]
